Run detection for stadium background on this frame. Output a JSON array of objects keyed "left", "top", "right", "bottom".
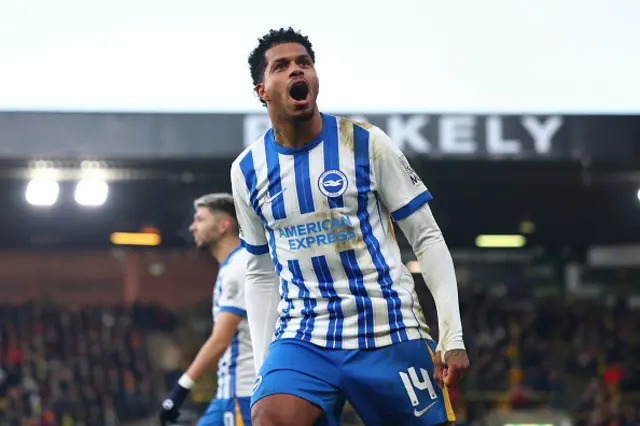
[
  {"left": 1, "top": 111, "right": 639, "bottom": 426},
  {"left": 2, "top": 2, "right": 640, "bottom": 425}
]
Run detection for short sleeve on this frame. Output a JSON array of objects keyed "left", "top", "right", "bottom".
[
  {"left": 217, "top": 261, "right": 247, "bottom": 317},
  {"left": 371, "top": 126, "right": 433, "bottom": 222},
  {"left": 231, "top": 157, "right": 269, "bottom": 255}
]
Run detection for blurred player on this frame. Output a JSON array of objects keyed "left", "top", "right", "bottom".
[
  {"left": 230, "top": 28, "right": 470, "bottom": 426},
  {"left": 159, "top": 193, "right": 254, "bottom": 426}
]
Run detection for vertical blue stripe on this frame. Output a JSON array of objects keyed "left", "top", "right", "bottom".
[
  {"left": 229, "top": 333, "right": 239, "bottom": 398},
  {"left": 340, "top": 250, "right": 375, "bottom": 348},
  {"left": 375, "top": 198, "right": 387, "bottom": 235},
  {"left": 239, "top": 151, "right": 283, "bottom": 279},
  {"left": 265, "top": 133, "right": 287, "bottom": 220},
  {"left": 289, "top": 259, "right": 317, "bottom": 341},
  {"left": 275, "top": 279, "right": 293, "bottom": 339},
  {"left": 294, "top": 151, "right": 315, "bottom": 214},
  {"left": 322, "top": 115, "right": 344, "bottom": 209},
  {"left": 216, "top": 360, "right": 225, "bottom": 399},
  {"left": 352, "top": 124, "right": 407, "bottom": 344},
  {"left": 312, "top": 255, "right": 343, "bottom": 349}
]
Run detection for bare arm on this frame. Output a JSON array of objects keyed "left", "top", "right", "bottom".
[{"left": 184, "top": 312, "right": 243, "bottom": 383}]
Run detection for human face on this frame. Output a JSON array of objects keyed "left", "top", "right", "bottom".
[
  {"left": 188, "top": 207, "right": 231, "bottom": 250},
  {"left": 257, "top": 42, "right": 319, "bottom": 122}
]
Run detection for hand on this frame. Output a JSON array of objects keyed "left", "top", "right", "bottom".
[
  {"left": 159, "top": 383, "right": 190, "bottom": 425},
  {"left": 434, "top": 349, "right": 470, "bottom": 389}
]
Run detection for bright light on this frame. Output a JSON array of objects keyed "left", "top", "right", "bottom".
[
  {"left": 475, "top": 234, "right": 526, "bottom": 248},
  {"left": 110, "top": 232, "right": 161, "bottom": 246},
  {"left": 637, "top": 188, "right": 640, "bottom": 201},
  {"left": 26, "top": 179, "right": 59, "bottom": 206},
  {"left": 75, "top": 179, "right": 109, "bottom": 206}
]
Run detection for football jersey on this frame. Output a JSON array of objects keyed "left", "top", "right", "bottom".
[
  {"left": 230, "top": 113, "right": 433, "bottom": 350},
  {"left": 212, "top": 245, "right": 255, "bottom": 399}
]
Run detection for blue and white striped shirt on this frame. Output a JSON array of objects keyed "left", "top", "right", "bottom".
[
  {"left": 231, "top": 114, "right": 432, "bottom": 350},
  {"left": 212, "top": 246, "right": 255, "bottom": 398}
]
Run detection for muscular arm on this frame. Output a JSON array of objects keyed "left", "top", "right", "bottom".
[
  {"left": 395, "top": 204, "right": 465, "bottom": 358},
  {"left": 184, "top": 312, "right": 243, "bottom": 383}
]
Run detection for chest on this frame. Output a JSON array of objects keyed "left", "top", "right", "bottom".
[{"left": 256, "top": 143, "right": 378, "bottom": 231}]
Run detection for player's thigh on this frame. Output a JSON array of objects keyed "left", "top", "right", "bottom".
[
  {"left": 251, "top": 339, "right": 345, "bottom": 426},
  {"left": 342, "top": 339, "right": 456, "bottom": 426},
  {"left": 198, "top": 398, "right": 251, "bottom": 426}
]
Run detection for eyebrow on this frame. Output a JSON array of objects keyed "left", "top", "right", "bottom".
[{"left": 271, "top": 54, "right": 311, "bottom": 67}]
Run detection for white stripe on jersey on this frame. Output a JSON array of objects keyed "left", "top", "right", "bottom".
[
  {"left": 233, "top": 114, "right": 433, "bottom": 350},
  {"left": 212, "top": 246, "right": 255, "bottom": 398}
]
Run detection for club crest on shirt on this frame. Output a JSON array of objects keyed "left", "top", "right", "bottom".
[{"left": 318, "top": 170, "right": 348, "bottom": 198}]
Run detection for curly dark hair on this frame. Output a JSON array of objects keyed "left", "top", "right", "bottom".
[{"left": 248, "top": 27, "right": 315, "bottom": 106}]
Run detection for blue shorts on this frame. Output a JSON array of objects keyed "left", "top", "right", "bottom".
[
  {"left": 197, "top": 397, "right": 251, "bottom": 426},
  {"left": 251, "top": 338, "right": 455, "bottom": 426}
]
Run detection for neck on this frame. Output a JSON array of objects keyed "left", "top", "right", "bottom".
[
  {"left": 270, "top": 110, "right": 323, "bottom": 149},
  {"left": 211, "top": 236, "right": 241, "bottom": 264}
]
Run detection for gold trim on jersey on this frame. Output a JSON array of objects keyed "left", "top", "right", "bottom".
[{"left": 425, "top": 341, "right": 456, "bottom": 422}]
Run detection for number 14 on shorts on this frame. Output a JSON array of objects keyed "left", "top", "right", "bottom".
[{"left": 399, "top": 367, "right": 438, "bottom": 407}]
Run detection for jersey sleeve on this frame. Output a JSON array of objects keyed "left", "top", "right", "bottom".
[
  {"left": 371, "top": 126, "right": 433, "bottom": 222},
  {"left": 217, "top": 260, "right": 248, "bottom": 317},
  {"left": 231, "top": 158, "right": 269, "bottom": 255}
]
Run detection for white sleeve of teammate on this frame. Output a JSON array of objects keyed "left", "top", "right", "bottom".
[
  {"left": 372, "top": 127, "right": 465, "bottom": 357},
  {"left": 217, "top": 262, "right": 247, "bottom": 318},
  {"left": 230, "top": 161, "right": 281, "bottom": 372}
]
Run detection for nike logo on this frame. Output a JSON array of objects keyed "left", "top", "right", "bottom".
[
  {"left": 414, "top": 401, "right": 437, "bottom": 417},
  {"left": 264, "top": 188, "right": 287, "bottom": 203}
]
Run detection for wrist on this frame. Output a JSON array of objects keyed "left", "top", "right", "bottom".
[
  {"left": 440, "top": 341, "right": 466, "bottom": 363},
  {"left": 178, "top": 373, "right": 196, "bottom": 390}
]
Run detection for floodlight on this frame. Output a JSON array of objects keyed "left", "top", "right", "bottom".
[
  {"left": 26, "top": 179, "right": 59, "bottom": 206},
  {"left": 75, "top": 179, "right": 109, "bottom": 206}
]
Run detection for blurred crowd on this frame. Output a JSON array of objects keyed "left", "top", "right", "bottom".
[
  {"left": 2, "top": 290, "right": 640, "bottom": 426},
  {"left": 458, "top": 289, "right": 640, "bottom": 425},
  {"left": 0, "top": 303, "right": 172, "bottom": 426}
]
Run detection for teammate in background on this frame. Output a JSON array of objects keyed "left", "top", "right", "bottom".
[
  {"left": 159, "top": 194, "right": 254, "bottom": 426},
  {"left": 230, "top": 28, "right": 470, "bottom": 426}
]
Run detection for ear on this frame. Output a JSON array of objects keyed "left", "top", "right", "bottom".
[
  {"left": 255, "top": 83, "right": 269, "bottom": 104},
  {"left": 220, "top": 218, "right": 233, "bottom": 234}
]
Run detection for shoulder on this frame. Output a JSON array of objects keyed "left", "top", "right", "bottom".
[
  {"left": 331, "top": 116, "right": 393, "bottom": 160},
  {"left": 332, "top": 115, "right": 388, "bottom": 142},
  {"left": 225, "top": 248, "right": 250, "bottom": 278},
  {"left": 231, "top": 132, "right": 270, "bottom": 175},
  {"left": 331, "top": 115, "right": 376, "bottom": 133}
]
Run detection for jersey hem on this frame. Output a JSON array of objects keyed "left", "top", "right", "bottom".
[{"left": 273, "top": 328, "right": 433, "bottom": 350}]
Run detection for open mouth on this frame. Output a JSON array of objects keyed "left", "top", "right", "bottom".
[{"left": 289, "top": 81, "right": 309, "bottom": 102}]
